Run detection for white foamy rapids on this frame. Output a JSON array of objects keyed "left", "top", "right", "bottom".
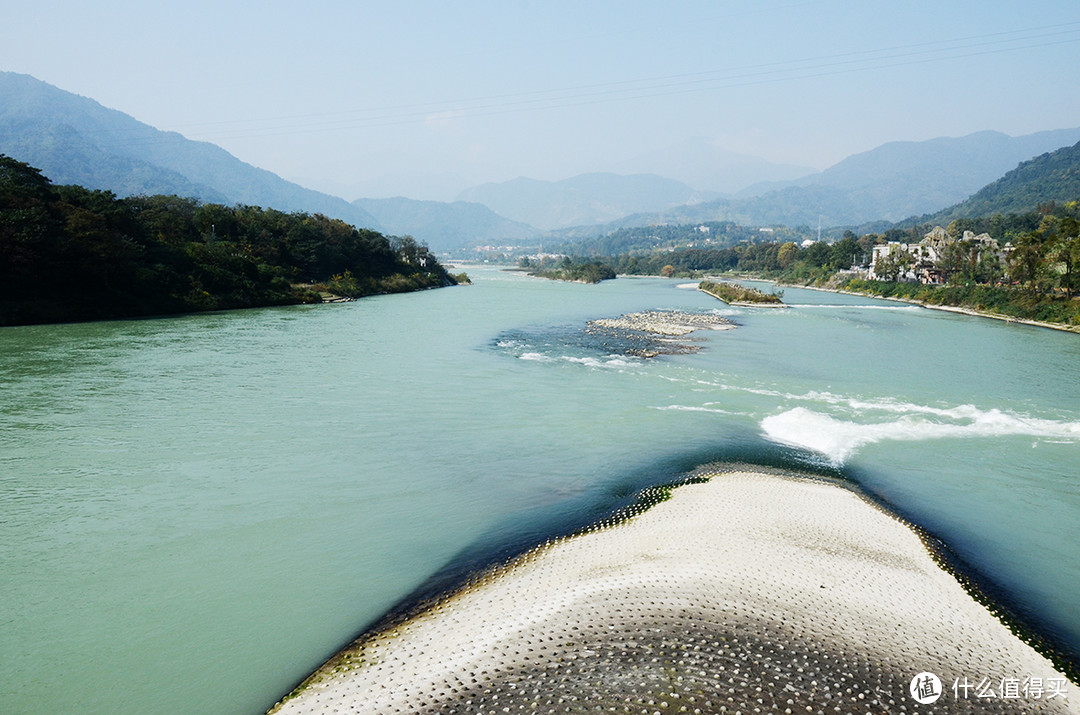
[
  {"left": 518, "top": 352, "right": 638, "bottom": 369},
  {"left": 696, "top": 380, "right": 1064, "bottom": 423},
  {"left": 761, "top": 406, "right": 1080, "bottom": 465},
  {"left": 651, "top": 405, "right": 737, "bottom": 415},
  {"left": 563, "top": 355, "right": 639, "bottom": 369},
  {"left": 518, "top": 352, "right": 552, "bottom": 362}
]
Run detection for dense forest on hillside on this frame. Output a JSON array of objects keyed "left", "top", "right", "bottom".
[
  {"left": 0, "top": 72, "right": 382, "bottom": 231},
  {"left": 0, "top": 155, "right": 455, "bottom": 326},
  {"left": 913, "top": 141, "right": 1080, "bottom": 226}
]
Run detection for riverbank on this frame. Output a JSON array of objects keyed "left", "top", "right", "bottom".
[
  {"left": 268, "top": 466, "right": 1077, "bottom": 714},
  {"left": 782, "top": 281, "right": 1080, "bottom": 334}
]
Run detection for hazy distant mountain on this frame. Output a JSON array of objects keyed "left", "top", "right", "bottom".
[
  {"left": 797, "top": 129, "right": 1080, "bottom": 216},
  {"left": 0, "top": 120, "right": 231, "bottom": 203},
  {"left": 0, "top": 72, "right": 381, "bottom": 230},
  {"left": 615, "top": 138, "right": 816, "bottom": 194},
  {"left": 353, "top": 197, "right": 539, "bottom": 251},
  {"left": 591, "top": 129, "right": 1080, "bottom": 230},
  {"left": 456, "top": 173, "right": 715, "bottom": 230},
  {"left": 323, "top": 171, "right": 475, "bottom": 204},
  {"left": 911, "top": 140, "right": 1080, "bottom": 225}
]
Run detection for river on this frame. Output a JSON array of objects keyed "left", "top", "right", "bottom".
[{"left": 1, "top": 267, "right": 1077, "bottom": 713}]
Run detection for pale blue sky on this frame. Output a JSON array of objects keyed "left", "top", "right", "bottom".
[{"left": 4, "top": 1, "right": 1080, "bottom": 199}]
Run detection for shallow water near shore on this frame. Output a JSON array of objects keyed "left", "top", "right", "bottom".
[{"left": 1, "top": 268, "right": 1078, "bottom": 713}]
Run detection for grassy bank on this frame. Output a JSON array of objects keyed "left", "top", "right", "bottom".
[
  {"left": 839, "top": 278, "right": 1080, "bottom": 329},
  {"left": 699, "top": 280, "right": 784, "bottom": 305}
]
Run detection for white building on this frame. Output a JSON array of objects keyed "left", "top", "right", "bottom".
[{"left": 868, "top": 227, "right": 1005, "bottom": 284}]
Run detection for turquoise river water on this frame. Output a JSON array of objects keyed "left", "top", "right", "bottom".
[{"left": 1, "top": 268, "right": 1078, "bottom": 713}]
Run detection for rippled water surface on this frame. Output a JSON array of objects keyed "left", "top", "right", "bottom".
[{"left": 1, "top": 268, "right": 1077, "bottom": 713}]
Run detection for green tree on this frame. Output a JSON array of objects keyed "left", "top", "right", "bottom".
[
  {"left": 1048, "top": 234, "right": 1080, "bottom": 298},
  {"left": 1007, "top": 233, "right": 1045, "bottom": 292},
  {"left": 828, "top": 236, "right": 859, "bottom": 269},
  {"left": 0, "top": 155, "right": 63, "bottom": 292},
  {"left": 777, "top": 242, "right": 799, "bottom": 269}
]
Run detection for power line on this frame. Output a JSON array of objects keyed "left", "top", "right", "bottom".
[{"left": 87, "top": 21, "right": 1080, "bottom": 149}]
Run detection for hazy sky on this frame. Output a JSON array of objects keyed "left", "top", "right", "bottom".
[{"left": 4, "top": 1, "right": 1080, "bottom": 200}]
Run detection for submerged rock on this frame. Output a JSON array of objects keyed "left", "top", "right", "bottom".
[
  {"left": 584, "top": 310, "right": 735, "bottom": 357},
  {"left": 588, "top": 310, "right": 735, "bottom": 336}
]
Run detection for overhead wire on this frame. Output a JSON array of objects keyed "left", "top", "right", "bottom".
[{"left": 86, "top": 21, "right": 1080, "bottom": 150}]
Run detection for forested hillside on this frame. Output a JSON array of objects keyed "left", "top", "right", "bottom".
[
  {"left": 915, "top": 141, "right": 1080, "bottom": 225},
  {"left": 554, "top": 129, "right": 1080, "bottom": 232},
  {"left": 0, "top": 72, "right": 382, "bottom": 231},
  {"left": 0, "top": 156, "right": 455, "bottom": 326}
]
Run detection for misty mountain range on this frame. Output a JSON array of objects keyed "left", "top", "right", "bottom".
[
  {"left": 456, "top": 173, "right": 719, "bottom": 231},
  {"left": 0, "top": 72, "right": 383, "bottom": 232},
  {"left": 3, "top": 71, "right": 1079, "bottom": 253}
]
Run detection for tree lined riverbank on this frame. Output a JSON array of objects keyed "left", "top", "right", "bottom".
[
  {"left": 0, "top": 155, "right": 457, "bottom": 326},
  {"left": 816, "top": 278, "right": 1080, "bottom": 333}
]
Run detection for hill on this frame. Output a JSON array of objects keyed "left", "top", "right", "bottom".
[
  {"left": 0, "top": 72, "right": 382, "bottom": 231},
  {"left": 913, "top": 141, "right": 1080, "bottom": 225},
  {"left": 0, "top": 156, "right": 455, "bottom": 326},
  {"left": 353, "top": 197, "right": 539, "bottom": 251},
  {"left": 613, "top": 138, "right": 816, "bottom": 194},
  {"left": 456, "top": 172, "right": 714, "bottom": 230},
  {"left": 778, "top": 129, "right": 1080, "bottom": 220},
  {"left": 557, "top": 129, "right": 1080, "bottom": 232}
]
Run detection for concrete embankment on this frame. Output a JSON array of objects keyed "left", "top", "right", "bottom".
[{"left": 269, "top": 467, "right": 1077, "bottom": 714}]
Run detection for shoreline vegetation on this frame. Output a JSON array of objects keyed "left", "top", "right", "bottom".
[
  {"left": 269, "top": 465, "right": 1077, "bottom": 714},
  {"left": 822, "top": 277, "right": 1080, "bottom": 333},
  {"left": 521, "top": 258, "right": 616, "bottom": 284},
  {"left": 539, "top": 199, "right": 1080, "bottom": 331},
  {"left": 0, "top": 155, "right": 458, "bottom": 327},
  {"left": 698, "top": 279, "right": 784, "bottom": 306}
]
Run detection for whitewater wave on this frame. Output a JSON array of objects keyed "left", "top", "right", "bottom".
[
  {"left": 688, "top": 379, "right": 1045, "bottom": 423},
  {"left": 518, "top": 352, "right": 638, "bottom": 369},
  {"left": 518, "top": 352, "right": 551, "bottom": 362},
  {"left": 761, "top": 405, "right": 1080, "bottom": 465},
  {"left": 651, "top": 405, "right": 738, "bottom": 415},
  {"left": 563, "top": 355, "right": 639, "bottom": 369}
]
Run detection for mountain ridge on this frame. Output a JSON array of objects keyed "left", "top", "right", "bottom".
[
  {"left": 557, "top": 128, "right": 1080, "bottom": 232},
  {"left": 0, "top": 71, "right": 382, "bottom": 230},
  {"left": 6, "top": 71, "right": 1080, "bottom": 241},
  {"left": 905, "top": 140, "right": 1080, "bottom": 226},
  {"left": 456, "top": 172, "right": 716, "bottom": 230},
  {"left": 613, "top": 137, "right": 817, "bottom": 194},
  {"left": 353, "top": 196, "right": 539, "bottom": 251}
]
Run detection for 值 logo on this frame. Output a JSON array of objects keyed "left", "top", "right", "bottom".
[{"left": 910, "top": 672, "right": 943, "bottom": 704}]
